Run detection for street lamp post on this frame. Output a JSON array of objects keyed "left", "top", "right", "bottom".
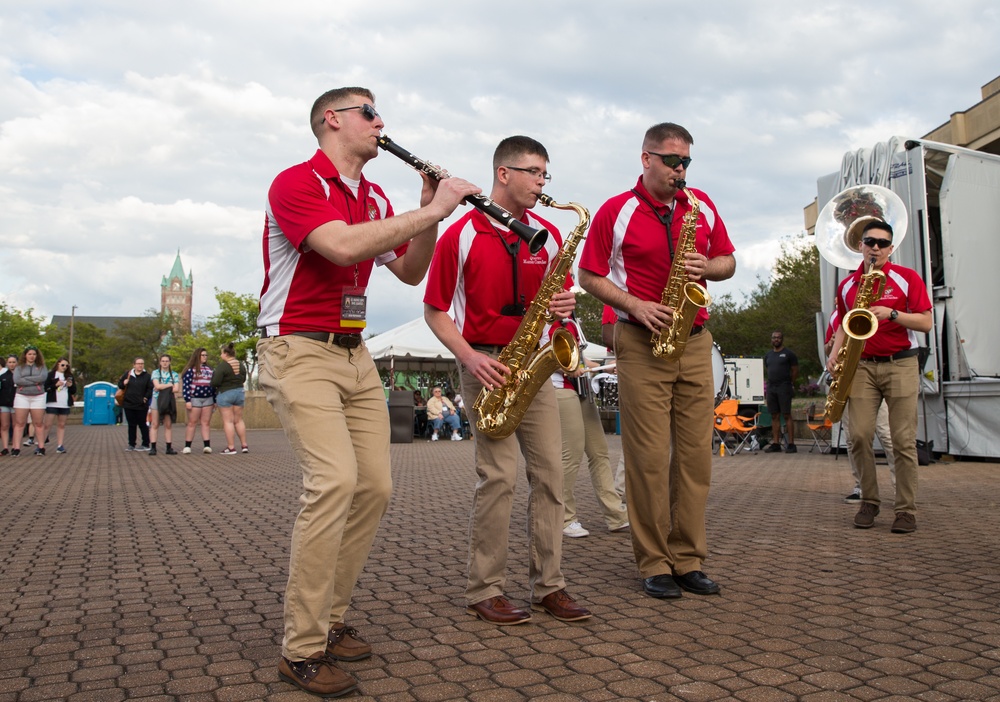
[{"left": 68, "top": 305, "right": 77, "bottom": 368}]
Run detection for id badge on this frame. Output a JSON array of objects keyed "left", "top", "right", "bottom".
[{"left": 341, "top": 286, "right": 367, "bottom": 330}]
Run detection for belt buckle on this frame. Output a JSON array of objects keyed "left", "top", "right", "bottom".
[{"left": 335, "top": 333, "right": 361, "bottom": 349}]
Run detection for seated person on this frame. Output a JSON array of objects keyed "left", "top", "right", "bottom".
[{"left": 426, "top": 386, "right": 462, "bottom": 441}]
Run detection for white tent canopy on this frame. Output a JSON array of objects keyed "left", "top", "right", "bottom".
[{"left": 366, "top": 317, "right": 609, "bottom": 374}]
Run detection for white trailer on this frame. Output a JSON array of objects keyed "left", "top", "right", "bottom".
[{"left": 816, "top": 138, "right": 1000, "bottom": 459}]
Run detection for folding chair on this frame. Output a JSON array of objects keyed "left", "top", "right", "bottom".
[
  {"left": 713, "top": 399, "right": 761, "bottom": 456},
  {"left": 806, "top": 403, "right": 833, "bottom": 453}
]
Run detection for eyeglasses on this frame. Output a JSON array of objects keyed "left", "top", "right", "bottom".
[
  {"left": 504, "top": 166, "right": 551, "bottom": 183},
  {"left": 646, "top": 151, "right": 692, "bottom": 170},
  {"left": 59, "top": 363, "right": 68, "bottom": 367},
  {"left": 862, "top": 237, "right": 893, "bottom": 249},
  {"left": 333, "top": 104, "right": 380, "bottom": 121}
]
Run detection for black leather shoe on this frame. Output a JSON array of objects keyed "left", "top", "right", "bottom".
[
  {"left": 673, "top": 570, "right": 721, "bottom": 595},
  {"left": 642, "top": 574, "right": 682, "bottom": 599}
]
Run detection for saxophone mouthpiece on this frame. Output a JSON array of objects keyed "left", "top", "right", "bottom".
[{"left": 673, "top": 178, "right": 686, "bottom": 190}]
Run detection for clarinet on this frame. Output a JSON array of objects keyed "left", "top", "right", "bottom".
[{"left": 376, "top": 135, "right": 548, "bottom": 254}]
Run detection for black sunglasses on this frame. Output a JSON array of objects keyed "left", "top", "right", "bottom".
[
  {"left": 333, "top": 104, "right": 380, "bottom": 121},
  {"left": 862, "top": 236, "right": 893, "bottom": 249},
  {"left": 646, "top": 151, "right": 692, "bottom": 169}
]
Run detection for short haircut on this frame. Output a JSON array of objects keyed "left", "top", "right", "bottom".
[
  {"left": 643, "top": 122, "right": 694, "bottom": 150},
  {"left": 493, "top": 135, "right": 549, "bottom": 172},
  {"left": 310, "top": 87, "right": 376, "bottom": 138},
  {"left": 862, "top": 219, "right": 893, "bottom": 239}
]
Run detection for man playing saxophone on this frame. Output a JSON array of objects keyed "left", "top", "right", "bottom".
[
  {"left": 827, "top": 220, "right": 932, "bottom": 533},
  {"left": 579, "top": 122, "right": 735, "bottom": 600},
  {"left": 424, "top": 135, "right": 592, "bottom": 625}
]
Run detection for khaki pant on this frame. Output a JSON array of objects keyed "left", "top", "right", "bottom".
[
  {"left": 848, "top": 355, "right": 919, "bottom": 514},
  {"left": 555, "top": 387, "right": 627, "bottom": 530},
  {"left": 615, "top": 322, "right": 715, "bottom": 578},
  {"left": 843, "top": 399, "right": 895, "bottom": 491},
  {"left": 257, "top": 335, "right": 392, "bottom": 660},
  {"left": 461, "top": 354, "right": 566, "bottom": 605}
]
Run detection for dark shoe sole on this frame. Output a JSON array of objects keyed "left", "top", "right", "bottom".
[
  {"left": 466, "top": 606, "right": 531, "bottom": 625},
  {"left": 854, "top": 520, "right": 877, "bottom": 529},
  {"left": 673, "top": 579, "right": 721, "bottom": 596},
  {"left": 530, "top": 603, "right": 592, "bottom": 622},
  {"left": 328, "top": 650, "right": 372, "bottom": 662},
  {"left": 642, "top": 584, "right": 683, "bottom": 599},
  {"left": 277, "top": 671, "right": 358, "bottom": 698}
]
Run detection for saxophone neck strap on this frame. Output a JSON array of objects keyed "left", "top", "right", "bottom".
[{"left": 631, "top": 188, "right": 676, "bottom": 259}]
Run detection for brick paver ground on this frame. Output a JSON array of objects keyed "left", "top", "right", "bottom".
[{"left": 1, "top": 425, "right": 999, "bottom": 701}]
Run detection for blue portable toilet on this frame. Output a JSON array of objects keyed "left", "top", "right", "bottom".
[{"left": 83, "top": 381, "right": 117, "bottom": 425}]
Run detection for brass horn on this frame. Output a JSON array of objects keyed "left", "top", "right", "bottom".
[{"left": 815, "top": 185, "right": 908, "bottom": 270}]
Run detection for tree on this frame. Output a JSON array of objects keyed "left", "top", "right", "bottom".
[
  {"left": 202, "top": 289, "right": 261, "bottom": 385},
  {"left": 574, "top": 290, "right": 606, "bottom": 348},
  {"left": 0, "top": 302, "right": 64, "bottom": 366},
  {"left": 43, "top": 321, "right": 110, "bottom": 384}
]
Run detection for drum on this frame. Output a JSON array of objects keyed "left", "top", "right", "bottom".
[
  {"left": 591, "top": 373, "right": 619, "bottom": 411},
  {"left": 711, "top": 342, "right": 729, "bottom": 406}
]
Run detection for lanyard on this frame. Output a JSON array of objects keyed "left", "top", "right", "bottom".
[{"left": 631, "top": 188, "right": 676, "bottom": 260}]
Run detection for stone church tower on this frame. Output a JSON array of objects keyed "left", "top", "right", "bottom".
[{"left": 161, "top": 250, "right": 193, "bottom": 333}]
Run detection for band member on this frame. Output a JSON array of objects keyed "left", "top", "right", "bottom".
[
  {"left": 579, "top": 122, "right": 736, "bottom": 599},
  {"left": 424, "top": 135, "right": 592, "bottom": 626},
  {"left": 257, "top": 86, "right": 478, "bottom": 698},
  {"left": 827, "top": 220, "right": 932, "bottom": 533}
]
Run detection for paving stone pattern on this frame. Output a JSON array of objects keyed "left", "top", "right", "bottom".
[{"left": 1, "top": 425, "right": 999, "bottom": 701}]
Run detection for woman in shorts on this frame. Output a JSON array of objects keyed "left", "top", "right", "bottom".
[
  {"left": 1, "top": 355, "right": 17, "bottom": 455},
  {"left": 44, "top": 357, "right": 76, "bottom": 454},
  {"left": 12, "top": 346, "right": 49, "bottom": 456},
  {"left": 181, "top": 348, "right": 216, "bottom": 454},
  {"left": 210, "top": 342, "right": 248, "bottom": 455},
  {"left": 149, "top": 354, "right": 181, "bottom": 456}
]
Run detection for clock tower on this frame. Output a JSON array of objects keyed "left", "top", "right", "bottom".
[{"left": 160, "top": 250, "right": 193, "bottom": 333}]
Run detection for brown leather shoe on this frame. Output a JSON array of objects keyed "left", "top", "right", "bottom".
[
  {"left": 327, "top": 623, "right": 372, "bottom": 661},
  {"left": 467, "top": 595, "right": 532, "bottom": 625},
  {"left": 278, "top": 651, "right": 358, "bottom": 698},
  {"left": 532, "top": 589, "right": 593, "bottom": 622}
]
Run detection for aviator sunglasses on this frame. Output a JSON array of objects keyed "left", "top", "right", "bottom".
[
  {"left": 333, "top": 103, "right": 380, "bottom": 121},
  {"left": 862, "top": 236, "right": 893, "bottom": 249},
  {"left": 646, "top": 150, "right": 692, "bottom": 169}
]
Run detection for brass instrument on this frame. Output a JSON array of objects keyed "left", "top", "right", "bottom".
[
  {"left": 651, "top": 188, "right": 711, "bottom": 359},
  {"left": 473, "top": 195, "right": 589, "bottom": 439},
  {"left": 815, "top": 185, "right": 908, "bottom": 422},
  {"left": 376, "top": 135, "right": 548, "bottom": 253}
]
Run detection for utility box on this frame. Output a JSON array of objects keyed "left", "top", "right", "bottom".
[
  {"left": 387, "top": 390, "right": 414, "bottom": 444},
  {"left": 83, "top": 381, "right": 117, "bottom": 425},
  {"left": 725, "top": 357, "right": 765, "bottom": 403}
]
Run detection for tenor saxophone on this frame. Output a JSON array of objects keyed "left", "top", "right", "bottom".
[
  {"left": 651, "top": 188, "right": 711, "bottom": 359},
  {"left": 824, "top": 257, "right": 886, "bottom": 423},
  {"left": 473, "top": 196, "right": 589, "bottom": 439}
]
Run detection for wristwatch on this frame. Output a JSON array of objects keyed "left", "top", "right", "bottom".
[{"left": 889, "top": 310, "right": 899, "bottom": 321}]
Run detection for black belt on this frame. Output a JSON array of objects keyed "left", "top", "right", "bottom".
[
  {"left": 262, "top": 330, "right": 363, "bottom": 349},
  {"left": 861, "top": 348, "right": 919, "bottom": 363},
  {"left": 470, "top": 343, "right": 507, "bottom": 354},
  {"left": 617, "top": 317, "right": 704, "bottom": 337}
]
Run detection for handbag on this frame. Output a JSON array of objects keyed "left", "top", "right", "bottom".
[{"left": 114, "top": 388, "right": 125, "bottom": 406}]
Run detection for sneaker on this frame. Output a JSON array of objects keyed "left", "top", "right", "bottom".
[
  {"left": 23, "top": 438, "right": 34, "bottom": 446},
  {"left": 891, "top": 512, "right": 917, "bottom": 534},
  {"left": 137, "top": 445, "right": 150, "bottom": 452},
  {"left": 277, "top": 652, "right": 357, "bottom": 698},
  {"left": 241, "top": 446, "right": 249, "bottom": 453},
  {"left": 0, "top": 448, "right": 8, "bottom": 456},
  {"left": 221, "top": 447, "right": 238, "bottom": 455},
  {"left": 125, "top": 446, "right": 135, "bottom": 452},
  {"left": 165, "top": 447, "right": 178, "bottom": 455},
  {"left": 854, "top": 502, "right": 880, "bottom": 529},
  {"left": 451, "top": 432, "right": 462, "bottom": 441},
  {"left": 56, "top": 446, "right": 67, "bottom": 454},
  {"left": 764, "top": 443, "right": 782, "bottom": 453},
  {"left": 203, "top": 446, "right": 212, "bottom": 454},
  {"left": 35, "top": 447, "right": 45, "bottom": 456},
  {"left": 609, "top": 522, "right": 630, "bottom": 533},
  {"left": 148, "top": 446, "right": 157, "bottom": 456},
  {"left": 182, "top": 447, "right": 192, "bottom": 454},
  {"left": 562, "top": 521, "right": 589, "bottom": 538},
  {"left": 431, "top": 432, "right": 439, "bottom": 441},
  {"left": 785, "top": 444, "right": 798, "bottom": 453},
  {"left": 844, "top": 491, "right": 862, "bottom": 503},
  {"left": 11, "top": 449, "right": 20, "bottom": 457}
]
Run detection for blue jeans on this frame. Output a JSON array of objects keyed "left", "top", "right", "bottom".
[{"left": 431, "top": 413, "right": 461, "bottom": 434}]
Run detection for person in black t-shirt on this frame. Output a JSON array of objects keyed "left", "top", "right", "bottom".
[{"left": 763, "top": 331, "right": 799, "bottom": 453}]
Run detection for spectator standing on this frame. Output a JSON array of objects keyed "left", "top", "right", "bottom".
[
  {"left": 149, "top": 354, "right": 181, "bottom": 456},
  {"left": 211, "top": 343, "right": 249, "bottom": 455},
  {"left": 182, "top": 348, "right": 215, "bottom": 454},
  {"left": 763, "top": 330, "right": 799, "bottom": 453},
  {"left": 43, "top": 357, "right": 76, "bottom": 454},
  {"left": 1, "top": 355, "right": 17, "bottom": 454},
  {"left": 118, "top": 357, "right": 154, "bottom": 451},
  {"left": 12, "top": 346, "right": 49, "bottom": 456}
]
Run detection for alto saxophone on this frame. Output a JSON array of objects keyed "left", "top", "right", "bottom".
[
  {"left": 824, "top": 257, "right": 886, "bottom": 423},
  {"left": 651, "top": 188, "right": 711, "bottom": 359},
  {"left": 473, "top": 196, "right": 589, "bottom": 439}
]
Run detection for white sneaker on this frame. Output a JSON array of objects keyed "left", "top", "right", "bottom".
[
  {"left": 451, "top": 432, "right": 462, "bottom": 441},
  {"left": 562, "top": 521, "right": 589, "bottom": 538},
  {"left": 431, "top": 432, "right": 439, "bottom": 441},
  {"left": 203, "top": 446, "right": 212, "bottom": 454},
  {"left": 182, "top": 447, "right": 192, "bottom": 454}
]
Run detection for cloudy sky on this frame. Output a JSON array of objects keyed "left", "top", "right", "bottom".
[{"left": 2, "top": 0, "right": 998, "bottom": 336}]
